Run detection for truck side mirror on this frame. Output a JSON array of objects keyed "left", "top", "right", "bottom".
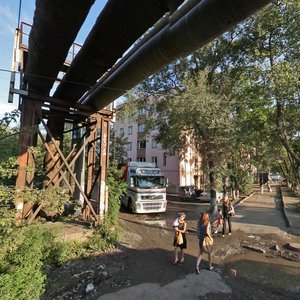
[{"left": 130, "top": 177, "right": 134, "bottom": 187}]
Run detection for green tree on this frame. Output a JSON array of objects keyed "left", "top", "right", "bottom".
[
  {"left": 231, "top": 0, "right": 300, "bottom": 188},
  {"left": 110, "top": 129, "right": 128, "bottom": 163},
  {"left": 114, "top": 1, "right": 299, "bottom": 197},
  {"left": 0, "top": 110, "right": 20, "bottom": 185}
]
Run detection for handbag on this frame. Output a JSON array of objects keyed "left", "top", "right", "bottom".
[
  {"left": 177, "top": 232, "right": 183, "bottom": 245},
  {"left": 229, "top": 203, "right": 235, "bottom": 216},
  {"left": 203, "top": 235, "right": 214, "bottom": 253},
  {"left": 204, "top": 235, "right": 213, "bottom": 246}
]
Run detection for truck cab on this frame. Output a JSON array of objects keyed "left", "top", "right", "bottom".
[{"left": 119, "top": 162, "right": 168, "bottom": 213}]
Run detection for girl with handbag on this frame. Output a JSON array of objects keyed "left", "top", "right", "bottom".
[
  {"left": 222, "top": 195, "right": 233, "bottom": 237},
  {"left": 196, "top": 212, "right": 213, "bottom": 273},
  {"left": 172, "top": 212, "right": 187, "bottom": 264}
]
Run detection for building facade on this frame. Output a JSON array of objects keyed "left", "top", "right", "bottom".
[{"left": 113, "top": 104, "right": 203, "bottom": 193}]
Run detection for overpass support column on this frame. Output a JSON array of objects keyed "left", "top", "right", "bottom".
[
  {"left": 99, "top": 116, "right": 110, "bottom": 218},
  {"left": 72, "top": 126, "right": 85, "bottom": 203},
  {"left": 82, "top": 114, "right": 110, "bottom": 221},
  {"left": 15, "top": 98, "right": 41, "bottom": 215}
]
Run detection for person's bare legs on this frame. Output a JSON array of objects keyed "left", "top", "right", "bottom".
[
  {"left": 180, "top": 249, "right": 185, "bottom": 263},
  {"left": 173, "top": 247, "right": 179, "bottom": 264},
  {"left": 196, "top": 251, "right": 202, "bottom": 273},
  {"left": 208, "top": 252, "right": 213, "bottom": 270}
]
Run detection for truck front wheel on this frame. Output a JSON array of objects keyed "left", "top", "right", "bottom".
[{"left": 128, "top": 199, "right": 134, "bottom": 213}]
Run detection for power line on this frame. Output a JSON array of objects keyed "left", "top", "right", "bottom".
[{"left": 0, "top": 67, "right": 175, "bottom": 98}]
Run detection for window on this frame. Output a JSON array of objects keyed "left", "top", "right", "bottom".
[
  {"left": 138, "top": 123, "right": 146, "bottom": 133},
  {"left": 120, "top": 128, "right": 124, "bottom": 137},
  {"left": 127, "top": 157, "right": 132, "bottom": 162},
  {"left": 137, "top": 157, "right": 146, "bottom": 162},
  {"left": 150, "top": 103, "right": 156, "bottom": 113},
  {"left": 139, "top": 106, "right": 147, "bottom": 116},
  {"left": 151, "top": 139, "right": 157, "bottom": 148},
  {"left": 151, "top": 156, "right": 157, "bottom": 165},
  {"left": 128, "top": 126, "right": 132, "bottom": 135},
  {"left": 138, "top": 140, "right": 146, "bottom": 149},
  {"left": 127, "top": 142, "right": 132, "bottom": 151},
  {"left": 163, "top": 153, "right": 167, "bottom": 166}
]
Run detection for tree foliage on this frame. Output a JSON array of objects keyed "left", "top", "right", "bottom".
[
  {"left": 106, "top": 161, "right": 127, "bottom": 225},
  {"left": 0, "top": 110, "right": 20, "bottom": 185},
  {"left": 109, "top": 130, "right": 128, "bottom": 163},
  {"left": 120, "top": 0, "right": 299, "bottom": 194}
]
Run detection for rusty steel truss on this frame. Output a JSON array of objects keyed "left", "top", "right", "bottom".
[{"left": 11, "top": 23, "right": 113, "bottom": 224}]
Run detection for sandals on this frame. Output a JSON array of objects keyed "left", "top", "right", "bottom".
[{"left": 173, "top": 257, "right": 184, "bottom": 265}]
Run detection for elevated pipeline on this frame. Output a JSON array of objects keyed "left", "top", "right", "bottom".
[
  {"left": 24, "top": 0, "right": 95, "bottom": 95},
  {"left": 81, "top": 0, "right": 271, "bottom": 110},
  {"left": 53, "top": 0, "right": 184, "bottom": 103}
]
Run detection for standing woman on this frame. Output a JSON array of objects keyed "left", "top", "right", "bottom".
[
  {"left": 172, "top": 212, "right": 187, "bottom": 264},
  {"left": 196, "top": 212, "right": 213, "bottom": 273},
  {"left": 222, "top": 194, "right": 233, "bottom": 237}
]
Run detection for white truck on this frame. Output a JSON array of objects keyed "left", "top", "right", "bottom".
[{"left": 119, "top": 162, "right": 168, "bottom": 213}]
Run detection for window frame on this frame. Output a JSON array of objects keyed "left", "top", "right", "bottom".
[
  {"left": 138, "top": 140, "right": 146, "bottom": 149},
  {"left": 128, "top": 126, "right": 132, "bottom": 135},
  {"left": 138, "top": 123, "right": 146, "bottom": 133}
]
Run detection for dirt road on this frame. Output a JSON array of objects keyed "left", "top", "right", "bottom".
[{"left": 43, "top": 186, "right": 300, "bottom": 299}]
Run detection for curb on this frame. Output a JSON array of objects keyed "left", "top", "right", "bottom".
[
  {"left": 167, "top": 194, "right": 179, "bottom": 197},
  {"left": 233, "top": 192, "right": 254, "bottom": 207},
  {"left": 279, "top": 187, "right": 292, "bottom": 228}
]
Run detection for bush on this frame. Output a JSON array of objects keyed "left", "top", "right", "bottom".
[
  {"left": 105, "top": 161, "right": 127, "bottom": 225},
  {"left": 14, "top": 187, "right": 70, "bottom": 217},
  {"left": 0, "top": 211, "right": 120, "bottom": 299},
  {"left": 0, "top": 222, "right": 59, "bottom": 300}
]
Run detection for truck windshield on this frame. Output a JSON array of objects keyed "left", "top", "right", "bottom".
[{"left": 136, "top": 176, "right": 166, "bottom": 189}]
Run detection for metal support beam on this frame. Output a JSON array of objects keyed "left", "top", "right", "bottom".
[
  {"left": 86, "top": 117, "right": 97, "bottom": 197},
  {"left": 43, "top": 116, "right": 65, "bottom": 188},
  {"left": 72, "top": 126, "right": 86, "bottom": 202},
  {"left": 16, "top": 98, "right": 41, "bottom": 189},
  {"left": 99, "top": 117, "right": 110, "bottom": 217},
  {"left": 37, "top": 130, "right": 74, "bottom": 194},
  {"left": 40, "top": 117, "right": 100, "bottom": 223}
]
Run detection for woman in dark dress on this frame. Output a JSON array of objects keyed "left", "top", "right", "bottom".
[
  {"left": 172, "top": 212, "right": 187, "bottom": 264},
  {"left": 222, "top": 195, "right": 234, "bottom": 237}
]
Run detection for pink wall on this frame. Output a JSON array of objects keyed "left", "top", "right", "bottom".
[{"left": 114, "top": 107, "right": 202, "bottom": 193}]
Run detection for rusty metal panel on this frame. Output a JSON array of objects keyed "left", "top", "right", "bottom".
[
  {"left": 16, "top": 98, "right": 41, "bottom": 189},
  {"left": 86, "top": 118, "right": 97, "bottom": 197}
]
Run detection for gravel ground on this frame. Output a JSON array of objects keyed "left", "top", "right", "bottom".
[{"left": 42, "top": 208, "right": 300, "bottom": 300}]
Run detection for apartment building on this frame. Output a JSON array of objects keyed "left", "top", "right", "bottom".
[{"left": 113, "top": 104, "right": 203, "bottom": 193}]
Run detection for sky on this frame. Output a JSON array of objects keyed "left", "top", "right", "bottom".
[{"left": 0, "top": 0, "right": 108, "bottom": 118}]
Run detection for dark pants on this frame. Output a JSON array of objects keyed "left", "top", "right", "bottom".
[{"left": 222, "top": 216, "right": 232, "bottom": 235}]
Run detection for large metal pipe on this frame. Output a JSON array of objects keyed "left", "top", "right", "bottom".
[
  {"left": 45, "top": 0, "right": 182, "bottom": 177},
  {"left": 24, "top": 0, "right": 95, "bottom": 94},
  {"left": 53, "top": 0, "right": 184, "bottom": 103},
  {"left": 82, "top": 0, "right": 271, "bottom": 110}
]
